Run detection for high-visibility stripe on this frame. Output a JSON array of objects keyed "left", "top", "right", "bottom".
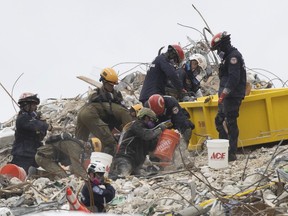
[{"left": 66, "top": 186, "right": 90, "bottom": 213}]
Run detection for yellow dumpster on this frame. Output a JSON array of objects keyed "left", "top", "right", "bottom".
[{"left": 180, "top": 88, "right": 288, "bottom": 150}]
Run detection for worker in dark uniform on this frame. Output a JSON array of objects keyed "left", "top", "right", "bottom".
[
  {"left": 165, "top": 67, "right": 187, "bottom": 101},
  {"left": 211, "top": 31, "right": 247, "bottom": 162},
  {"left": 35, "top": 133, "right": 99, "bottom": 179},
  {"left": 10, "top": 93, "right": 52, "bottom": 174},
  {"left": 75, "top": 67, "right": 133, "bottom": 156},
  {"left": 146, "top": 94, "right": 194, "bottom": 144},
  {"left": 139, "top": 45, "right": 185, "bottom": 104},
  {"left": 108, "top": 107, "right": 168, "bottom": 179},
  {"left": 81, "top": 162, "right": 115, "bottom": 212},
  {"left": 182, "top": 53, "right": 208, "bottom": 98}
]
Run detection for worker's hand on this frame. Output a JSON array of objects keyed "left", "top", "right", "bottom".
[
  {"left": 37, "top": 111, "right": 47, "bottom": 121},
  {"left": 47, "top": 123, "right": 53, "bottom": 131},
  {"left": 182, "top": 89, "right": 187, "bottom": 93},
  {"left": 158, "top": 121, "right": 173, "bottom": 131},
  {"left": 218, "top": 92, "right": 227, "bottom": 104}
]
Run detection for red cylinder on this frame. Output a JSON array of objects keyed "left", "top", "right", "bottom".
[
  {"left": 0, "top": 164, "right": 27, "bottom": 182},
  {"left": 153, "top": 129, "right": 180, "bottom": 161}
]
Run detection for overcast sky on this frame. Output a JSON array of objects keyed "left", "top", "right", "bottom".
[{"left": 1, "top": 0, "right": 288, "bottom": 123}]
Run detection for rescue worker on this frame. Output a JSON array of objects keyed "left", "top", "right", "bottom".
[
  {"left": 10, "top": 93, "right": 52, "bottom": 173},
  {"left": 35, "top": 133, "right": 99, "bottom": 179},
  {"left": 146, "top": 94, "right": 194, "bottom": 144},
  {"left": 81, "top": 162, "right": 116, "bottom": 213},
  {"left": 183, "top": 53, "right": 208, "bottom": 98},
  {"left": 139, "top": 45, "right": 186, "bottom": 104},
  {"left": 129, "top": 103, "right": 143, "bottom": 120},
  {"left": 211, "top": 31, "right": 247, "bottom": 162},
  {"left": 165, "top": 67, "right": 187, "bottom": 101},
  {"left": 108, "top": 107, "right": 169, "bottom": 179},
  {"left": 75, "top": 67, "right": 133, "bottom": 156}
]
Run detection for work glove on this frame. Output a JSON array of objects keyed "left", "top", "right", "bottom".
[
  {"left": 47, "top": 123, "right": 53, "bottom": 131},
  {"left": 218, "top": 88, "right": 230, "bottom": 104},
  {"left": 37, "top": 111, "right": 46, "bottom": 121},
  {"left": 60, "top": 132, "right": 72, "bottom": 140},
  {"left": 184, "top": 120, "right": 194, "bottom": 130},
  {"left": 218, "top": 92, "right": 227, "bottom": 104},
  {"left": 158, "top": 121, "right": 173, "bottom": 131},
  {"left": 204, "top": 96, "right": 213, "bottom": 103}
]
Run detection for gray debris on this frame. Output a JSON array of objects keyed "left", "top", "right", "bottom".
[{"left": 0, "top": 71, "right": 286, "bottom": 215}]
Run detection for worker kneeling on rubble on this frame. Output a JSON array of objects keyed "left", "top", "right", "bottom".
[
  {"left": 75, "top": 67, "right": 133, "bottom": 156},
  {"left": 35, "top": 133, "right": 97, "bottom": 179},
  {"left": 108, "top": 107, "right": 169, "bottom": 180},
  {"left": 147, "top": 94, "right": 194, "bottom": 144},
  {"left": 81, "top": 162, "right": 115, "bottom": 213}
]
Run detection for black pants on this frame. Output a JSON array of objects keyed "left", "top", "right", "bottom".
[
  {"left": 215, "top": 97, "right": 242, "bottom": 154},
  {"left": 10, "top": 155, "right": 38, "bottom": 174}
]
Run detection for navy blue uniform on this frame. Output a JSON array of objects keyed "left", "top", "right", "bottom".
[
  {"left": 81, "top": 181, "right": 115, "bottom": 212},
  {"left": 11, "top": 110, "right": 49, "bottom": 173},
  {"left": 215, "top": 47, "right": 246, "bottom": 155},
  {"left": 139, "top": 54, "right": 183, "bottom": 104},
  {"left": 145, "top": 96, "right": 194, "bottom": 135}
]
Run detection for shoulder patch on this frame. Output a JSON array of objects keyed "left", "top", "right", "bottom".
[
  {"left": 230, "top": 57, "right": 238, "bottom": 64},
  {"left": 93, "top": 185, "right": 104, "bottom": 195},
  {"left": 172, "top": 106, "right": 179, "bottom": 114}
]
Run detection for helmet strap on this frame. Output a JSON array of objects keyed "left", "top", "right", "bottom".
[
  {"left": 99, "top": 76, "right": 104, "bottom": 82},
  {"left": 103, "top": 81, "right": 114, "bottom": 92}
]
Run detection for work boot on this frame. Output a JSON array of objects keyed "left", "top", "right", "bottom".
[
  {"left": 228, "top": 153, "right": 237, "bottom": 162},
  {"left": 27, "top": 166, "right": 37, "bottom": 179},
  {"left": 146, "top": 165, "right": 161, "bottom": 174}
]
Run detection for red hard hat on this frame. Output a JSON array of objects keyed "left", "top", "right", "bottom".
[
  {"left": 169, "top": 45, "right": 185, "bottom": 63},
  {"left": 148, "top": 94, "right": 165, "bottom": 115},
  {"left": 210, "top": 31, "right": 231, "bottom": 51},
  {"left": 18, "top": 92, "right": 40, "bottom": 105}
]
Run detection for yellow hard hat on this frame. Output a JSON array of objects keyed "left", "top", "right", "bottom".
[
  {"left": 90, "top": 137, "right": 102, "bottom": 152},
  {"left": 131, "top": 104, "right": 143, "bottom": 113},
  {"left": 100, "top": 67, "right": 119, "bottom": 84}
]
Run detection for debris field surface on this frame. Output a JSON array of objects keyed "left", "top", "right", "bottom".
[{"left": 1, "top": 72, "right": 288, "bottom": 215}]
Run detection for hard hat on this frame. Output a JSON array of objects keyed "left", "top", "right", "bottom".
[
  {"left": 87, "top": 161, "right": 106, "bottom": 174},
  {"left": 100, "top": 67, "right": 119, "bottom": 84},
  {"left": 18, "top": 92, "right": 40, "bottom": 106},
  {"left": 90, "top": 137, "right": 102, "bottom": 152},
  {"left": 210, "top": 31, "right": 231, "bottom": 51},
  {"left": 189, "top": 53, "right": 207, "bottom": 70},
  {"left": 168, "top": 45, "right": 185, "bottom": 63},
  {"left": 137, "top": 107, "right": 157, "bottom": 120},
  {"left": 131, "top": 104, "right": 143, "bottom": 113},
  {"left": 147, "top": 94, "right": 165, "bottom": 115}
]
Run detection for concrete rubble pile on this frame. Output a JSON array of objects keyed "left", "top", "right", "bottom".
[{"left": 1, "top": 72, "right": 286, "bottom": 215}]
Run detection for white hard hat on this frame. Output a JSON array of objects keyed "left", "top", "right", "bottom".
[
  {"left": 87, "top": 161, "right": 106, "bottom": 174},
  {"left": 189, "top": 53, "right": 207, "bottom": 70}
]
